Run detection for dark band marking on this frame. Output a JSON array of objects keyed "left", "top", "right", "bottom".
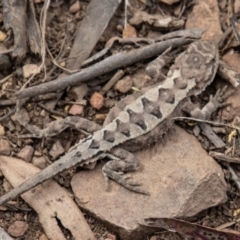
[
  {"left": 89, "top": 140, "right": 100, "bottom": 149},
  {"left": 141, "top": 97, "right": 152, "bottom": 106},
  {"left": 127, "top": 109, "right": 147, "bottom": 130},
  {"left": 158, "top": 88, "right": 175, "bottom": 104},
  {"left": 75, "top": 151, "right": 82, "bottom": 157},
  {"left": 173, "top": 78, "right": 187, "bottom": 90},
  {"left": 150, "top": 107, "right": 162, "bottom": 119},
  {"left": 103, "top": 130, "right": 115, "bottom": 143},
  {"left": 136, "top": 119, "right": 147, "bottom": 130},
  {"left": 116, "top": 119, "right": 131, "bottom": 137},
  {"left": 141, "top": 97, "right": 162, "bottom": 119}
]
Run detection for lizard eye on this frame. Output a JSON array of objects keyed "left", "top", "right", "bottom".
[{"left": 186, "top": 54, "right": 203, "bottom": 66}]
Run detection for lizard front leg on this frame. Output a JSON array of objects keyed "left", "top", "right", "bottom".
[
  {"left": 189, "top": 86, "right": 231, "bottom": 120},
  {"left": 102, "top": 148, "right": 149, "bottom": 195},
  {"left": 182, "top": 86, "right": 231, "bottom": 121}
]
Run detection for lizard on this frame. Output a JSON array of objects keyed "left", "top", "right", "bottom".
[{"left": 0, "top": 40, "right": 226, "bottom": 205}]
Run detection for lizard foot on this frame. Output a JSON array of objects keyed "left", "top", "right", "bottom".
[
  {"left": 102, "top": 149, "right": 150, "bottom": 195},
  {"left": 190, "top": 86, "right": 233, "bottom": 120},
  {"left": 103, "top": 168, "right": 149, "bottom": 195}
]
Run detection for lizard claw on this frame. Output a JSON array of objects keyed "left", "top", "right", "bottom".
[{"left": 103, "top": 169, "right": 149, "bottom": 195}]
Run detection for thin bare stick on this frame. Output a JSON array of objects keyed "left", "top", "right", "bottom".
[
  {"left": 16, "top": 37, "right": 196, "bottom": 99},
  {"left": 37, "top": 103, "right": 67, "bottom": 118},
  {"left": 228, "top": 165, "right": 240, "bottom": 191},
  {"left": 100, "top": 70, "right": 124, "bottom": 95},
  {"left": 0, "top": 109, "right": 16, "bottom": 123},
  {"left": 210, "top": 151, "right": 240, "bottom": 164},
  {"left": 173, "top": 116, "right": 240, "bottom": 131},
  {"left": 0, "top": 72, "right": 15, "bottom": 86}
]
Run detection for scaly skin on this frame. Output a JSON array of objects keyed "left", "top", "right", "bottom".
[{"left": 0, "top": 40, "right": 218, "bottom": 205}]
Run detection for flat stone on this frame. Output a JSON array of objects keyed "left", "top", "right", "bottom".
[
  {"left": 7, "top": 221, "right": 29, "bottom": 237},
  {"left": 71, "top": 126, "right": 227, "bottom": 240},
  {"left": 17, "top": 145, "right": 34, "bottom": 162},
  {"left": 185, "top": 0, "right": 222, "bottom": 42},
  {"left": 32, "top": 156, "right": 48, "bottom": 170},
  {"left": 49, "top": 140, "right": 65, "bottom": 160},
  {"left": 0, "top": 139, "right": 11, "bottom": 155},
  {"left": 68, "top": 84, "right": 88, "bottom": 101},
  {"left": 22, "top": 64, "right": 41, "bottom": 78},
  {"left": 114, "top": 76, "right": 133, "bottom": 93}
]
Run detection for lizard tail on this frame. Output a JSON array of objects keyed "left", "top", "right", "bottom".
[{"left": 0, "top": 138, "right": 99, "bottom": 205}]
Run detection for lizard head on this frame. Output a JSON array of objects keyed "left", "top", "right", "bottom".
[{"left": 170, "top": 40, "right": 219, "bottom": 95}]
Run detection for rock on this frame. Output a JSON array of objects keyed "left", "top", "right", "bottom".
[
  {"left": 122, "top": 24, "right": 137, "bottom": 38},
  {"left": 0, "top": 139, "right": 11, "bottom": 155},
  {"left": 49, "top": 140, "right": 65, "bottom": 159},
  {"left": 90, "top": 92, "right": 104, "bottom": 110},
  {"left": 17, "top": 145, "right": 34, "bottom": 162},
  {"left": 222, "top": 53, "right": 240, "bottom": 73},
  {"left": 82, "top": 161, "right": 97, "bottom": 170},
  {"left": 235, "top": 0, "right": 240, "bottom": 14},
  {"left": 219, "top": 54, "right": 240, "bottom": 121},
  {"left": 40, "top": 109, "right": 46, "bottom": 117},
  {"left": 22, "top": 64, "right": 41, "bottom": 78},
  {"left": 185, "top": 0, "right": 222, "bottom": 42},
  {"left": 7, "top": 221, "right": 29, "bottom": 237},
  {"left": 68, "top": 84, "right": 88, "bottom": 101},
  {"left": 220, "top": 86, "right": 240, "bottom": 121},
  {"left": 116, "top": 24, "right": 123, "bottom": 33},
  {"left": 69, "top": 104, "right": 84, "bottom": 116},
  {"left": 32, "top": 156, "right": 48, "bottom": 169},
  {"left": 150, "top": 236, "right": 157, "bottom": 240},
  {"left": 39, "top": 234, "right": 48, "bottom": 240},
  {"left": 0, "top": 31, "right": 7, "bottom": 42},
  {"left": 114, "top": 76, "right": 133, "bottom": 93},
  {"left": 132, "top": 69, "right": 151, "bottom": 89},
  {"left": 106, "top": 232, "right": 117, "bottom": 240},
  {"left": 0, "top": 124, "right": 5, "bottom": 136},
  {"left": 69, "top": 1, "right": 81, "bottom": 14},
  {"left": 3, "top": 179, "right": 12, "bottom": 192},
  {"left": 71, "top": 126, "right": 227, "bottom": 240}
]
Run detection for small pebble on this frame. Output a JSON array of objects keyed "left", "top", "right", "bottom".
[
  {"left": 17, "top": 145, "right": 34, "bottom": 162},
  {"left": 0, "top": 139, "right": 11, "bottom": 155},
  {"left": 7, "top": 221, "right": 29, "bottom": 237},
  {"left": 49, "top": 140, "right": 65, "bottom": 159},
  {"left": 0, "top": 124, "right": 5, "bottom": 135},
  {"left": 69, "top": 104, "right": 84, "bottom": 116},
  {"left": 69, "top": 1, "right": 81, "bottom": 13},
  {"left": 32, "top": 156, "right": 48, "bottom": 169},
  {"left": 39, "top": 233, "right": 49, "bottom": 240},
  {"left": 0, "top": 31, "right": 7, "bottom": 42},
  {"left": 90, "top": 92, "right": 104, "bottom": 110},
  {"left": 114, "top": 76, "right": 133, "bottom": 93},
  {"left": 122, "top": 24, "right": 137, "bottom": 38}
]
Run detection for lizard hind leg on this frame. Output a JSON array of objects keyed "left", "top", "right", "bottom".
[
  {"left": 102, "top": 148, "right": 150, "bottom": 195},
  {"left": 18, "top": 116, "right": 101, "bottom": 138}
]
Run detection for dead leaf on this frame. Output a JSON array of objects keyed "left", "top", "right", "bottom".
[{"left": 0, "top": 156, "right": 95, "bottom": 240}]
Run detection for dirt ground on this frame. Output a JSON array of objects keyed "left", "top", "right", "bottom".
[{"left": 0, "top": 0, "right": 240, "bottom": 239}]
